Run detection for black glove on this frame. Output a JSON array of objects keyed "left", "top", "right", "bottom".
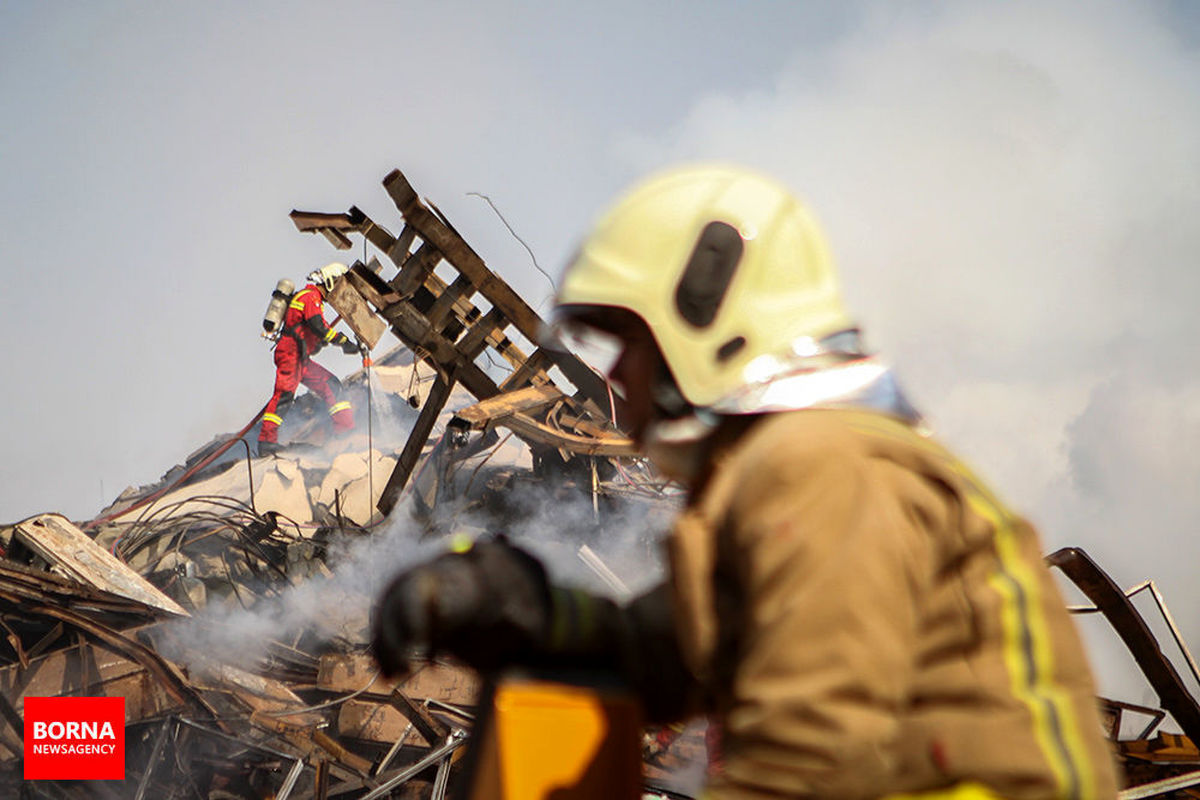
[
  {"left": 371, "top": 540, "right": 699, "bottom": 722},
  {"left": 339, "top": 338, "right": 358, "bottom": 355},
  {"left": 370, "top": 539, "right": 553, "bottom": 676}
]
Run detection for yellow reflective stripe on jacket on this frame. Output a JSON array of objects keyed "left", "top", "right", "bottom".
[
  {"left": 323, "top": 328, "right": 338, "bottom": 342},
  {"left": 961, "top": 483, "right": 1092, "bottom": 800},
  {"left": 979, "top": 497, "right": 1090, "bottom": 800},
  {"left": 701, "top": 784, "right": 1005, "bottom": 800},
  {"left": 882, "top": 782, "right": 1008, "bottom": 800},
  {"left": 262, "top": 412, "right": 283, "bottom": 426},
  {"left": 328, "top": 401, "right": 352, "bottom": 416},
  {"left": 844, "top": 413, "right": 1097, "bottom": 799},
  {"left": 290, "top": 288, "right": 318, "bottom": 310}
]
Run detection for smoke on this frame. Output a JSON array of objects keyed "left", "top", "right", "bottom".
[
  {"left": 613, "top": 0, "right": 1200, "bottom": 663},
  {"left": 143, "top": 0, "right": 1200, "bottom": 712},
  {"left": 156, "top": 437, "right": 676, "bottom": 675},
  {"left": 155, "top": 506, "right": 437, "bottom": 672},
  {"left": 454, "top": 478, "right": 678, "bottom": 598}
]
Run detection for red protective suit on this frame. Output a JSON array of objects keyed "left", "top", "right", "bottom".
[{"left": 259, "top": 284, "right": 354, "bottom": 445}]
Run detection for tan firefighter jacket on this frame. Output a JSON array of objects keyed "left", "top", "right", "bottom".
[{"left": 665, "top": 408, "right": 1119, "bottom": 799}]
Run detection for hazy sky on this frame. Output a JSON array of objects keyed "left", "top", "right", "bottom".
[{"left": 2, "top": 1, "right": 1198, "bottom": 698}]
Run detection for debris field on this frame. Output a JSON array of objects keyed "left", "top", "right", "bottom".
[{"left": 3, "top": 168, "right": 1199, "bottom": 799}]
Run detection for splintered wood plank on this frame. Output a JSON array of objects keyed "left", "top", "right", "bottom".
[
  {"left": 389, "top": 224, "right": 417, "bottom": 265},
  {"left": 13, "top": 515, "right": 187, "bottom": 616},
  {"left": 426, "top": 273, "right": 474, "bottom": 332},
  {"left": 327, "top": 278, "right": 388, "bottom": 350},
  {"left": 498, "top": 347, "right": 554, "bottom": 392},
  {"left": 382, "top": 169, "right": 610, "bottom": 406},
  {"left": 455, "top": 307, "right": 505, "bottom": 360},
  {"left": 289, "top": 210, "right": 358, "bottom": 234},
  {"left": 498, "top": 413, "right": 637, "bottom": 457},
  {"left": 318, "top": 656, "right": 481, "bottom": 705},
  {"left": 383, "top": 170, "right": 542, "bottom": 341},
  {"left": 378, "top": 375, "right": 455, "bottom": 516},
  {"left": 377, "top": 303, "right": 499, "bottom": 400},
  {"left": 452, "top": 384, "right": 563, "bottom": 427},
  {"left": 392, "top": 242, "right": 441, "bottom": 295}
]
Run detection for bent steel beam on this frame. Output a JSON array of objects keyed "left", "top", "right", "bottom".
[{"left": 1046, "top": 547, "right": 1200, "bottom": 743}]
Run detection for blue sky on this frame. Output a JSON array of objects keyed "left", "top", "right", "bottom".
[{"left": 2, "top": 0, "right": 1199, "bottom": 701}]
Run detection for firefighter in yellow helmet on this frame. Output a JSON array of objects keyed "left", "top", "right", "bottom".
[{"left": 371, "top": 165, "right": 1120, "bottom": 799}]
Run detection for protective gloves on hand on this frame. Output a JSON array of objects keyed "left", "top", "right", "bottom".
[
  {"left": 339, "top": 338, "right": 359, "bottom": 355},
  {"left": 370, "top": 539, "right": 553, "bottom": 676}
]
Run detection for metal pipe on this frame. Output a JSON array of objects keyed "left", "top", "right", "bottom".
[
  {"left": 175, "top": 717, "right": 299, "bottom": 761},
  {"left": 426, "top": 698, "right": 475, "bottom": 721},
  {"left": 1067, "top": 579, "right": 1200, "bottom": 689},
  {"left": 274, "top": 756, "right": 308, "bottom": 800},
  {"left": 1148, "top": 582, "right": 1200, "bottom": 688},
  {"left": 431, "top": 753, "right": 452, "bottom": 800},
  {"left": 359, "top": 729, "right": 466, "bottom": 800},
  {"left": 236, "top": 438, "right": 256, "bottom": 514},
  {"left": 132, "top": 717, "right": 173, "bottom": 800},
  {"left": 374, "top": 720, "right": 414, "bottom": 776},
  {"left": 1066, "top": 580, "right": 1152, "bottom": 613}
]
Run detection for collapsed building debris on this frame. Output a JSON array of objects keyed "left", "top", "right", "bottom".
[
  {"left": 0, "top": 168, "right": 680, "bottom": 799},
  {"left": 288, "top": 168, "right": 646, "bottom": 519},
  {"left": 3, "top": 167, "right": 1200, "bottom": 798}
]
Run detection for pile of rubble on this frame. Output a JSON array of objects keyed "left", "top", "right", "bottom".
[
  {"left": 0, "top": 168, "right": 690, "bottom": 799},
  {"left": 3, "top": 168, "right": 1200, "bottom": 799}
]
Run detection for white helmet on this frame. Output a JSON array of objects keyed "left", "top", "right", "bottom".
[
  {"left": 554, "top": 164, "right": 854, "bottom": 410},
  {"left": 308, "top": 262, "right": 348, "bottom": 292}
]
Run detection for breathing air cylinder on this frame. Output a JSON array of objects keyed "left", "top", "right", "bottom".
[{"left": 262, "top": 278, "right": 295, "bottom": 336}]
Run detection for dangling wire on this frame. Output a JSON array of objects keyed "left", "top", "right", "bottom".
[{"left": 466, "top": 191, "right": 556, "bottom": 293}]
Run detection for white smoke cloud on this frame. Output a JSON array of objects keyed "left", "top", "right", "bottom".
[{"left": 614, "top": 1, "right": 1200, "bottom": 650}]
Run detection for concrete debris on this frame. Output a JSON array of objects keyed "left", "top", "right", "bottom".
[{"left": 2, "top": 167, "right": 1197, "bottom": 799}]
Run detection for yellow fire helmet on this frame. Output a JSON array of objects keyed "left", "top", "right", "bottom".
[
  {"left": 308, "top": 261, "right": 348, "bottom": 292},
  {"left": 554, "top": 164, "right": 854, "bottom": 410}
]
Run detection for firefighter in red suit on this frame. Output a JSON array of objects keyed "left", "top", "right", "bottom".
[{"left": 258, "top": 262, "right": 359, "bottom": 455}]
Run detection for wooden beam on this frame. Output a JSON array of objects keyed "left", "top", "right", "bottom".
[
  {"left": 289, "top": 210, "right": 358, "bottom": 233},
  {"left": 382, "top": 169, "right": 610, "bottom": 407},
  {"left": 426, "top": 273, "right": 474, "bottom": 332},
  {"left": 498, "top": 413, "right": 637, "bottom": 457},
  {"left": 383, "top": 170, "right": 543, "bottom": 342},
  {"left": 13, "top": 515, "right": 187, "bottom": 616},
  {"left": 452, "top": 384, "right": 562, "bottom": 428},
  {"left": 387, "top": 689, "right": 447, "bottom": 747},
  {"left": 498, "top": 347, "right": 553, "bottom": 393},
  {"left": 326, "top": 278, "right": 388, "bottom": 350},
  {"left": 454, "top": 306, "right": 504, "bottom": 361},
  {"left": 316, "top": 655, "right": 480, "bottom": 704},
  {"left": 391, "top": 242, "right": 441, "bottom": 296},
  {"left": 378, "top": 376, "right": 454, "bottom": 516},
  {"left": 376, "top": 303, "right": 499, "bottom": 400}
]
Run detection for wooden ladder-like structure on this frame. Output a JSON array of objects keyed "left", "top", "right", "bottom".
[{"left": 291, "top": 168, "right": 633, "bottom": 516}]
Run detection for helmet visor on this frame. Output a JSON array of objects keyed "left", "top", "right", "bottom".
[
  {"left": 544, "top": 304, "right": 659, "bottom": 379},
  {"left": 541, "top": 311, "right": 629, "bottom": 379}
]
